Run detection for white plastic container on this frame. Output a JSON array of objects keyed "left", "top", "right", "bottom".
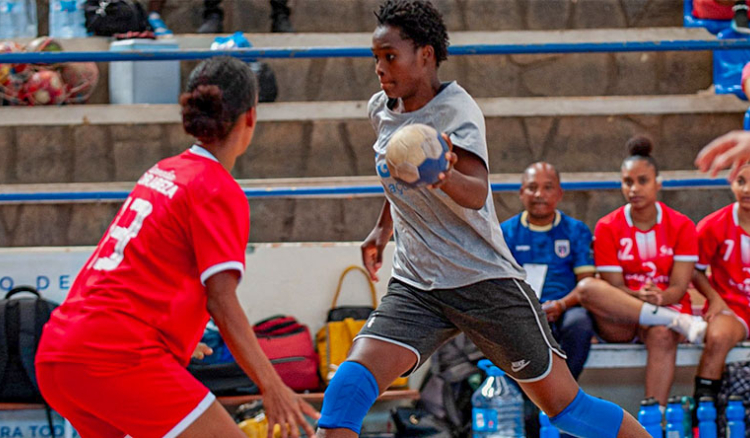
[{"left": 109, "top": 39, "right": 180, "bottom": 104}]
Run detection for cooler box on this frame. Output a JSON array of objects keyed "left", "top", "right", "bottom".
[{"left": 109, "top": 39, "right": 180, "bottom": 104}]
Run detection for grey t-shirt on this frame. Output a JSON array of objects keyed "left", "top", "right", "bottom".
[{"left": 369, "top": 81, "right": 524, "bottom": 290}]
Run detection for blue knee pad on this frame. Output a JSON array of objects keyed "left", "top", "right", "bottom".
[
  {"left": 318, "top": 361, "right": 379, "bottom": 434},
  {"left": 550, "top": 389, "right": 624, "bottom": 438}
]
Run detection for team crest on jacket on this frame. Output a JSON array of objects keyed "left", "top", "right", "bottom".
[{"left": 555, "top": 240, "right": 570, "bottom": 258}]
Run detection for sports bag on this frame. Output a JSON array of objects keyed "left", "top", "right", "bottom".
[
  {"left": 253, "top": 315, "right": 320, "bottom": 392},
  {"left": 187, "top": 361, "right": 259, "bottom": 396},
  {"left": 84, "top": 0, "right": 151, "bottom": 36},
  {"left": 0, "top": 286, "right": 58, "bottom": 402},
  {"left": 0, "top": 286, "right": 59, "bottom": 436}
]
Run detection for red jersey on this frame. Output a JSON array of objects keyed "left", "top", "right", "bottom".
[
  {"left": 696, "top": 203, "right": 750, "bottom": 308},
  {"left": 37, "top": 146, "right": 249, "bottom": 366},
  {"left": 594, "top": 202, "right": 698, "bottom": 312}
]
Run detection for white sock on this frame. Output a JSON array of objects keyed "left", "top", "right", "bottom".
[{"left": 638, "top": 303, "right": 682, "bottom": 326}]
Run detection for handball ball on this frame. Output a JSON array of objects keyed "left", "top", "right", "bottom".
[
  {"left": 24, "top": 70, "right": 66, "bottom": 105},
  {"left": 385, "top": 123, "right": 449, "bottom": 187}
]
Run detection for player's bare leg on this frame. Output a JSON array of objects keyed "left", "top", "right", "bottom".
[
  {"left": 698, "top": 314, "right": 746, "bottom": 379},
  {"left": 641, "top": 326, "right": 679, "bottom": 405},
  {"left": 179, "top": 401, "right": 246, "bottom": 438}
]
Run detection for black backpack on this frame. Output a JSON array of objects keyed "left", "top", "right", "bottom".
[
  {"left": 0, "top": 286, "right": 59, "bottom": 435},
  {"left": 84, "top": 0, "right": 151, "bottom": 36}
]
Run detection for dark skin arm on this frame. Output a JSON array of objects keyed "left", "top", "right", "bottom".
[
  {"left": 599, "top": 261, "right": 693, "bottom": 306},
  {"left": 432, "top": 135, "right": 489, "bottom": 210},
  {"left": 361, "top": 199, "right": 394, "bottom": 282},
  {"left": 206, "top": 271, "right": 319, "bottom": 438},
  {"left": 692, "top": 268, "right": 731, "bottom": 322},
  {"left": 543, "top": 272, "right": 594, "bottom": 322}
]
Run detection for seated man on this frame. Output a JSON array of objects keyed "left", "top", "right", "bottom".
[{"left": 500, "top": 162, "right": 595, "bottom": 380}]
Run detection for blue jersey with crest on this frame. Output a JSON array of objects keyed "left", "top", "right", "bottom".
[{"left": 500, "top": 211, "right": 595, "bottom": 302}]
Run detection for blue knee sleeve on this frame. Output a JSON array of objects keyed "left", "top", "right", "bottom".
[
  {"left": 318, "top": 361, "right": 379, "bottom": 434},
  {"left": 550, "top": 389, "right": 624, "bottom": 438}
]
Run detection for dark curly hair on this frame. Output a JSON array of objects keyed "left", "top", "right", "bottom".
[
  {"left": 180, "top": 56, "right": 257, "bottom": 144},
  {"left": 375, "top": 0, "right": 449, "bottom": 66},
  {"left": 623, "top": 135, "right": 659, "bottom": 176}
]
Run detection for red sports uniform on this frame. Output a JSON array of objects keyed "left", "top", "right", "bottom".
[
  {"left": 36, "top": 146, "right": 249, "bottom": 438},
  {"left": 696, "top": 203, "right": 750, "bottom": 336},
  {"left": 594, "top": 202, "right": 698, "bottom": 314}
]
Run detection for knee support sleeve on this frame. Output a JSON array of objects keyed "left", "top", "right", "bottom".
[
  {"left": 550, "top": 389, "right": 624, "bottom": 438},
  {"left": 318, "top": 361, "right": 379, "bottom": 434}
]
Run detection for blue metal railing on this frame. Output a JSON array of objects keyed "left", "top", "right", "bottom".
[
  {"left": 2, "top": 39, "right": 750, "bottom": 64},
  {"left": 0, "top": 178, "right": 729, "bottom": 203}
]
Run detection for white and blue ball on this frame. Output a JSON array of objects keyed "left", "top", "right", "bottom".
[{"left": 385, "top": 124, "right": 449, "bottom": 187}]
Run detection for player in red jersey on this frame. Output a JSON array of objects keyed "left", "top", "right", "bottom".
[
  {"left": 690, "top": 163, "right": 750, "bottom": 406},
  {"left": 35, "top": 57, "right": 318, "bottom": 438},
  {"left": 578, "top": 136, "right": 706, "bottom": 407}
]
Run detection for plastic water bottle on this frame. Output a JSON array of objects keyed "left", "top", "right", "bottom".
[
  {"left": 665, "top": 396, "right": 684, "bottom": 438},
  {"left": 471, "top": 359, "right": 524, "bottom": 438},
  {"left": 638, "top": 397, "right": 663, "bottom": 438},
  {"left": 726, "top": 395, "right": 745, "bottom": 438},
  {"left": 0, "top": 0, "right": 37, "bottom": 39},
  {"left": 539, "top": 411, "right": 560, "bottom": 438},
  {"left": 681, "top": 396, "right": 694, "bottom": 438},
  {"left": 49, "top": 0, "right": 87, "bottom": 38},
  {"left": 697, "top": 396, "right": 717, "bottom": 438}
]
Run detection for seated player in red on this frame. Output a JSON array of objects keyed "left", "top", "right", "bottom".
[
  {"left": 691, "top": 163, "right": 750, "bottom": 406},
  {"left": 579, "top": 136, "right": 706, "bottom": 408},
  {"left": 35, "top": 56, "right": 318, "bottom": 438}
]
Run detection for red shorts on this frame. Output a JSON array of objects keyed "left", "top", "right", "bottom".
[
  {"left": 36, "top": 355, "right": 213, "bottom": 438},
  {"left": 726, "top": 302, "right": 750, "bottom": 339}
]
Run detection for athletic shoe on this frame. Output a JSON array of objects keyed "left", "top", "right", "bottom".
[
  {"left": 733, "top": 3, "right": 750, "bottom": 35},
  {"left": 667, "top": 314, "right": 708, "bottom": 344},
  {"left": 148, "top": 12, "right": 173, "bottom": 37}
]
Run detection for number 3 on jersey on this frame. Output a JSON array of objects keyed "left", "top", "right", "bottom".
[{"left": 92, "top": 197, "right": 154, "bottom": 271}]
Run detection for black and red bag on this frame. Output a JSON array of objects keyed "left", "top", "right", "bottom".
[{"left": 253, "top": 315, "right": 320, "bottom": 392}]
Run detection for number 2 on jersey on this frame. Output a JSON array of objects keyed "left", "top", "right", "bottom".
[{"left": 92, "top": 197, "right": 154, "bottom": 271}]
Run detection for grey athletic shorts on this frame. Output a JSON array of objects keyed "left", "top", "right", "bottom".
[{"left": 355, "top": 277, "right": 566, "bottom": 382}]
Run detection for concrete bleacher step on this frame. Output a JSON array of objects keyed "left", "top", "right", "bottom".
[
  {"left": 1, "top": 93, "right": 745, "bottom": 181},
  {"left": 0, "top": 93, "right": 743, "bottom": 246},
  {"left": 16, "top": 27, "right": 715, "bottom": 104},
  {"left": 153, "top": 0, "right": 681, "bottom": 34}
]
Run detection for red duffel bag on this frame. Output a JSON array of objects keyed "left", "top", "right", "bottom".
[{"left": 253, "top": 315, "right": 321, "bottom": 392}]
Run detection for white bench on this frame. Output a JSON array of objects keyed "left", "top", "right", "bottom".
[{"left": 585, "top": 342, "right": 750, "bottom": 369}]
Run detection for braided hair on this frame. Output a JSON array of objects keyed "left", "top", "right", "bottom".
[{"left": 375, "top": 0, "right": 449, "bottom": 66}]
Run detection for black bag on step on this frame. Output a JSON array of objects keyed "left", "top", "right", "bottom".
[{"left": 84, "top": 0, "right": 151, "bottom": 36}]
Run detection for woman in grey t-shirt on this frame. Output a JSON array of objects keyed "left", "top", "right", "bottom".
[{"left": 316, "top": 2, "right": 649, "bottom": 438}]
